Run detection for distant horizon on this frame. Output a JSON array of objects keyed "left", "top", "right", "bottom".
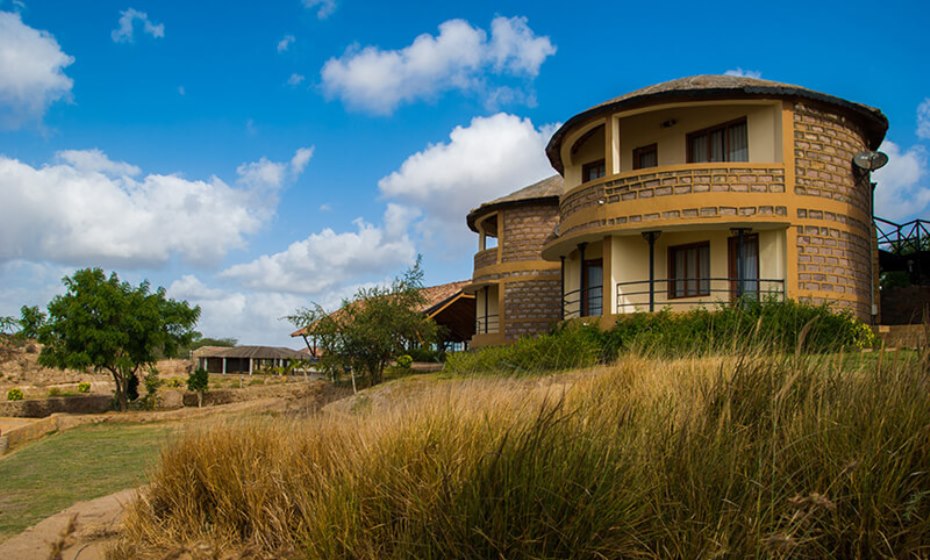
[{"left": 1, "top": 0, "right": 927, "bottom": 345}]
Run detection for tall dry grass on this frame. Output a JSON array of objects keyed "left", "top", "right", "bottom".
[{"left": 113, "top": 348, "right": 930, "bottom": 559}]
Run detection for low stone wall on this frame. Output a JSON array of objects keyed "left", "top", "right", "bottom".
[
  {"left": 881, "top": 286, "right": 930, "bottom": 325},
  {"left": 0, "top": 395, "right": 113, "bottom": 418}
]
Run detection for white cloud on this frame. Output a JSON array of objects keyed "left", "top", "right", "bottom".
[
  {"left": 221, "top": 204, "right": 418, "bottom": 294},
  {"left": 321, "top": 16, "right": 555, "bottom": 114},
  {"left": 724, "top": 68, "right": 763, "bottom": 79},
  {"left": 0, "top": 11, "right": 74, "bottom": 128},
  {"left": 873, "top": 140, "right": 930, "bottom": 220},
  {"left": 277, "top": 34, "right": 295, "bottom": 53},
  {"left": 303, "top": 0, "right": 336, "bottom": 19},
  {"left": 111, "top": 8, "right": 164, "bottom": 43},
  {"left": 55, "top": 148, "right": 140, "bottom": 177},
  {"left": 290, "top": 146, "right": 314, "bottom": 175},
  {"left": 917, "top": 98, "right": 930, "bottom": 140},
  {"left": 378, "top": 113, "right": 557, "bottom": 248},
  {"left": 168, "top": 275, "right": 307, "bottom": 345},
  {"left": 178, "top": 85, "right": 185, "bottom": 96},
  {"left": 0, "top": 147, "right": 312, "bottom": 267},
  {"left": 287, "top": 73, "right": 306, "bottom": 87}
]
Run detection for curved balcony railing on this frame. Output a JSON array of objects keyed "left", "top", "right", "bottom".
[
  {"left": 562, "top": 286, "right": 603, "bottom": 320},
  {"left": 473, "top": 248, "right": 498, "bottom": 271},
  {"left": 615, "top": 277, "right": 785, "bottom": 313},
  {"left": 560, "top": 277, "right": 786, "bottom": 318},
  {"left": 475, "top": 314, "right": 499, "bottom": 334},
  {"left": 560, "top": 164, "right": 786, "bottom": 234}
]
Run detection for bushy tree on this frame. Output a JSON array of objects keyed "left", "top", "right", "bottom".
[
  {"left": 289, "top": 260, "right": 437, "bottom": 391},
  {"left": 17, "top": 305, "right": 46, "bottom": 340},
  {"left": 37, "top": 268, "right": 200, "bottom": 411},
  {"left": 187, "top": 367, "right": 209, "bottom": 408}
]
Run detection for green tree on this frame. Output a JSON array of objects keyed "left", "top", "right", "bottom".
[
  {"left": 37, "top": 268, "right": 200, "bottom": 411},
  {"left": 289, "top": 259, "right": 437, "bottom": 391},
  {"left": 18, "top": 305, "right": 46, "bottom": 340},
  {"left": 187, "top": 367, "right": 209, "bottom": 408}
]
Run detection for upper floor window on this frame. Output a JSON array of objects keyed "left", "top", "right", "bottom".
[
  {"left": 582, "top": 159, "right": 606, "bottom": 182},
  {"left": 687, "top": 118, "right": 748, "bottom": 163},
  {"left": 633, "top": 143, "right": 658, "bottom": 170}
]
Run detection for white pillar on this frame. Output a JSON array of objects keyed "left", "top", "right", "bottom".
[
  {"left": 248, "top": 358, "right": 253, "bottom": 375},
  {"left": 222, "top": 357, "right": 227, "bottom": 375}
]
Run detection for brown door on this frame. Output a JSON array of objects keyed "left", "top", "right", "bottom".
[{"left": 728, "top": 234, "right": 759, "bottom": 302}]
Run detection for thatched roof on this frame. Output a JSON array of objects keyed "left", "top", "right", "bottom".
[
  {"left": 546, "top": 74, "right": 889, "bottom": 173},
  {"left": 467, "top": 175, "right": 565, "bottom": 232},
  {"left": 289, "top": 280, "right": 473, "bottom": 337},
  {"left": 192, "top": 345, "right": 306, "bottom": 360}
]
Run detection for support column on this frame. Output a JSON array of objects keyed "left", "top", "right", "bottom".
[
  {"left": 483, "top": 285, "right": 489, "bottom": 334},
  {"left": 602, "top": 236, "right": 613, "bottom": 316},
  {"left": 222, "top": 357, "right": 227, "bottom": 375},
  {"left": 559, "top": 256, "right": 565, "bottom": 320},
  {"left": 578, "top": 242, "right": 587, "bottom": 316},
  {"left": 249, "top": 358, "right": 254, "bottom": 375},
  {"left": 642, "top": 231, "right": 661, "bottom": 312},
  {"left": 731, "top": 227, "right": 752, "bottom": 301}
]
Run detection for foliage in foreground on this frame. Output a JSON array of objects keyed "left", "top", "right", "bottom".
[
  {"left": 116, "top": 348, "right": 930, "bottom": 559},
  {"left": 36, "top": 268, "right": 200, "bottom": 411},
  {"left": 447, "top": 299, "right": 875, "bottom": 375}
]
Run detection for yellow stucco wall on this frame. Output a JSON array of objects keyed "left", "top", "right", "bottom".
[{"left": 616, "top": 102, "right": 781, "bottom": 172}]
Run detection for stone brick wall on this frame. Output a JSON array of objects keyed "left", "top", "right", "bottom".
[
  {"left": 793, "top": 102, "right": 871, "bottom": 216},
  {"left": 561, "top": 165, "right": 785, "bottom": 224},
  {"left": 793, "top": 101, "right": 875, "bottom": 321},
  {"left": 503, "top": 279, "right": 562, "bottom": 339},
  {"left": 473, "top": 248, "right": 497, "bottom": 271},
  {"left": 880, "top": 286, "right": 930, "bottom": 325},
  {"left": 501, "top": 204, "right": 559, "bottom": 262},
  {"left": 796, "top": 224, "right": 872, "bottom": 318}
]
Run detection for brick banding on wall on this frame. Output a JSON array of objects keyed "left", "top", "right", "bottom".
[{"left": 560, "top": 165, "right": 786, "bottom": 223}]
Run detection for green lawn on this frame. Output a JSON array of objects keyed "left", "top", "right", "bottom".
[{"left": 0, "top": 422, "right": 172, "bottom": 542}]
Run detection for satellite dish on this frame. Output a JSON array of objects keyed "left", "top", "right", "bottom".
[{"left": 853, "top": 150, "right": 889, "bottom": 171}]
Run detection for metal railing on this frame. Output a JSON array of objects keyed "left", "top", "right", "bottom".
[
  {"left": 875, "top": 216, "right": 930, "bottom": 255},
  {"left": 475, "top": 314, "right": 500, "bottom": 334},
  {"left": 562, "top": 286, "right": 603, "bottom": 320},
  {"left": 615, "top": 277, "right": 786, "bottom": 312}
]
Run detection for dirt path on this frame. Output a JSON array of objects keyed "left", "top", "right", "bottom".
[{"left": 0, "top": 488, "right": 136, "bottom": 560}]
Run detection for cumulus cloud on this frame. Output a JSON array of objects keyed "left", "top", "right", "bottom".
[
  {"left": 111, "top": 8, "right": 164, "bottom": 43},
  {"left": 378, "top": 113, "right": 557, "bottom": 248},
  {"left": 917, "top": 98, "right": 930, "bottom": 140},
  {"left": 290, "top": 147, "right": 314, "bottom": 175},
  {"left": 168, "top": 275, "right": 307, "bottom": 344},
  {"left": 277, "top": 34, "right": 295, "bottom": 53},
  {"left": 0, "top": 11, "right": 74, "bottom": 128},
  {"left": 221, "top": 204, "right": 418, "bottom": 294},
  {"left": 873, "top": 140, "right": 930, "bottom": 220},
  {"left": 56, "top": 148, "right": 140, "bottom": 177},
  {"left": 303, "top": 0, "right": 336, "bottom": 19},
  {"left": 724, "top": 68, "right": 763, "bottom": 79},
  {"left": 321, "top": 16, "right": 555, "bottom": 114},
  {"left": 0, "top": 147, "right": 312, "bottom": 267},
  {"left": 287, "top": 73, "right": 305, "bottom": 87}
]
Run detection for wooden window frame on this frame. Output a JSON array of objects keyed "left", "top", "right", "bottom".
[
  {"left": 667, "top": 241, "right": 711, "bottom": 299},
  {"left": 582, "top": 159, "right": 606, "bottom": 183},
  {"left": 632, "top": 143, "right": 658, "bottom": 170},
  {"left": 686, "top": 117, "right": 748, "bottom": 163}
]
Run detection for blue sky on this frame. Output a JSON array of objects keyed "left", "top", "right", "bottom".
[{"left": 1, "top": 0, "right": 928, "bottom": 345}]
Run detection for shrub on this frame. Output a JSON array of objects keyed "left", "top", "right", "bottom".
[
  {"left": 187, "top": 367, "right": 209, "bottom": 407},
  {"left": 6, "top": 388, "right": 23, "bottom": 401},
  {"left": 116, "top": 350, "right": 930, "bottom": 558},
  {"left": 164, "top": 377, "right": 185, "bottom": 389},
  {"left": 47, "top": 387, "right": 62, "bottom": 397},
  {"left": 446, "top": 321, "right": 606, "bottom": 375},
  {"left": 395, "top": 354, "right": 413, "bottom": 369},
  {"left": 77, "top": 382, "right": 91, "bottom": 394},
  {"left": 144, "top": 367, "right": 161, "bottom": 396}
]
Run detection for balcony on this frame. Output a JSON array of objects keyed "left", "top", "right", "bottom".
[
  {"left": 557, "top": 163, "right": 787, "bottom": 241},
  {"left": 562, "top": 277, "right": 786, "bottom": 319},
  {"left": 475, "top": 313, "right": 500, "bottom": 334},
  {"left": 473, "top": 248, "right": 498, "bottom": 272}
]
